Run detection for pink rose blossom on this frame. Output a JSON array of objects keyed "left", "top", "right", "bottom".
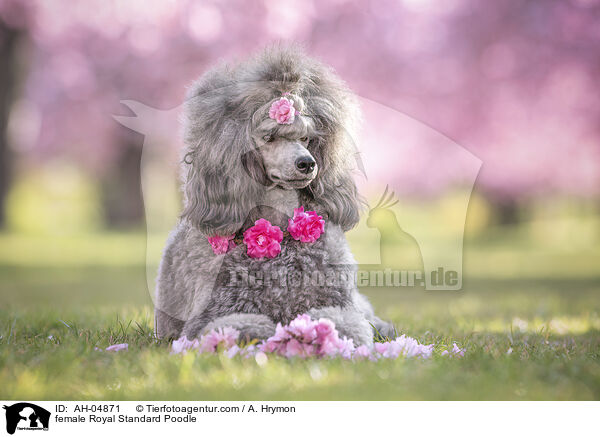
[
  {"left": 269, "top": 97, "right": 296, "bottom": 124},
  {"left": 243, "top": 218, "right": 283, "bottom": 258},
  {"left": 287, "top": 207, "right": 325, "bottom": 243},
  {"left": 207, "top": 234, "right": 236, "bottom": 255},
  {"left": 105, "top": 343, "right": 128, "bottom": 352}
]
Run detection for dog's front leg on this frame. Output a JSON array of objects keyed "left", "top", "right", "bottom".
[
  {"left": 307, "top": 306, "right": 374, "bottom": 346},
  {"left": 182, "top": 313, "right": 276, "bottom": 342},
  {"left": 155, "top": 308, "right": 185, "bottom": 340}
]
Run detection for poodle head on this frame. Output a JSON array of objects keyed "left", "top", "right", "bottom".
[
  {"left": 181, "top": 45, "right": 363, "bottom": 236},
  {"left": 248, "top": 91, "right": 318, "bottom": 190}
]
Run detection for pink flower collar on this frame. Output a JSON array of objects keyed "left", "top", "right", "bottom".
[{"left": 207, "top": 207, "right": 325, "bottom": 258}]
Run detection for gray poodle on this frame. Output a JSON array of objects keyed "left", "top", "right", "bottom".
[{"left": 155, "top": 46, "right": 393, "bottom": 346}]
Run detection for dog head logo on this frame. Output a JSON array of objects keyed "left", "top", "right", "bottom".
[{"left": 3, "top": 403, "right": 50, "bottom": 435}]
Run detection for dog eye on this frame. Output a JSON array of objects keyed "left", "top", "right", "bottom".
[
  {"left": 300, "top": 136, "right": 309, "bottom": 142},
  {"left": 263, "top": 134, "right": 274, "bottom": 142}
]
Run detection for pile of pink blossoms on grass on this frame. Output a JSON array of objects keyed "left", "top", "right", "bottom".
[{"left": 171, "top": 314, "right": 464, "bottom": 360}]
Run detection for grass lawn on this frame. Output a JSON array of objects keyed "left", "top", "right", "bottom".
[{"left": 0, "top": 231, "right": 599, "bottom": 400}]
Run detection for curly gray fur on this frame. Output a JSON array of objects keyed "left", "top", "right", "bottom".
[{"left": 155, "top": 45, "right": 393, "bottom": 346}]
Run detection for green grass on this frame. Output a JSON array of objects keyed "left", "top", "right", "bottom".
[{"left": 1, "top": 231, "right": 599, "bottom": 400}]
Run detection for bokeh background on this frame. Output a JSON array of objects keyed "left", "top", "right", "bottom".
[
  {"left": 2, "top": 0, "right": 599, "bottom": 233},
  {"left": 1, "top": 0, "right": 599, "bottom": 375}
]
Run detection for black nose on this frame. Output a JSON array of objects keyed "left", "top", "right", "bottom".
[{"left": 295, "top": 156, "right": 316, "bottom": 174}]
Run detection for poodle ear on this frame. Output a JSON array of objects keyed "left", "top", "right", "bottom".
[
  {"left": 301, "top": 79, "right": 365, "bottom": 232},
  {"left": 306, "top": 135, "right": 364, "bottom": 232},
  {"left": 180, "top": 84, "right": 264, "bottom": 236},
  {"left": 241, "top": 147, "right": 270, "bottom": 187}
]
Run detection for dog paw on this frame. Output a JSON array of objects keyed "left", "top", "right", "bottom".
[
  {"left": 372, "top": 318, "right": 397, "bottom": 340},
  {"left": 201, "top": 313, "right": 276, "bottom": 342}
]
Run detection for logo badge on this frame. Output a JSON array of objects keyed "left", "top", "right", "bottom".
[{"left": 3, "top": 403, "right": 50, "bottom": 435}]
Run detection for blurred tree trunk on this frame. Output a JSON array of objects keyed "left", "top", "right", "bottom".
[
  {"left": 100, "top": 135, "right": 145, "bottom": 228},
  {"left": 494, "top": 198, "right": 520, "bottom": 225},
  {"left": 0, "top": 22, "right": 19, "bottom": 229}
]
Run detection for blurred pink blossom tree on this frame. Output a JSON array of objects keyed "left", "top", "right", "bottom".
[{"left": 1, "top": 0, "right": 599, "bottom": 227}]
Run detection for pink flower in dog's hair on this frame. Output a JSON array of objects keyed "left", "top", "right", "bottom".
[
  {"left": 105, "top": 343, "right": 128, "bottom": 352},
  {"left": 287, "top": 207, "right": 325, "bottom": 243},
  {"left": 269, "top": 96, "right": 296, "bottom": 124},
  {"left": 243, "top": 218, "right": 283, "bottom": 258},
  {"left": 198, "top": 327, "right": 240, "bottom": 353},
  {"left": 171, "top": 336, "right": 200, "bottom": 354},
  {"left": 207, "top": 234, "right": 236, "bottom": 255}
]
